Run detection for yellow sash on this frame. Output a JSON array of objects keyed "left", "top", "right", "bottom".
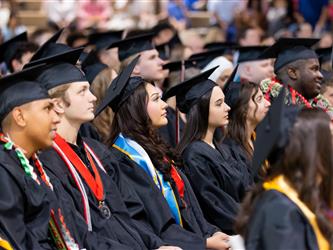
[
  {"left": 0, "top": 237, "right": 13, "bottom": 250},
  {"left": 263, "top": 175, "right": 329, "bottom": 250}
]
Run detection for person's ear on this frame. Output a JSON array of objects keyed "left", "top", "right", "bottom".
[
  {"left": 51, "top": 98, "right": 65, "bottom": 114},
  {"left": 132, "top": 64, "right": 141, "bottom": 75},
  {"left": 11, "top": 107, "right": 27, "bottom": 127},
  {"left": 287, "top": 67, "right": 298, "bottom": 81}
]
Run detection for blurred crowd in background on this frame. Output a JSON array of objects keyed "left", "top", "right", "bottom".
[{"left": 0, "top": 0, "right": 332, "bottom": 49}]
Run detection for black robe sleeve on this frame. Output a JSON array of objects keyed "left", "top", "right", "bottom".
[
  {"left": 245, "top": 190, "right": 319, "bottom": 250},
  {"left": 108, "top": 146, "right": 207, "bottom": 250},
  {"left": 182, "top": 141, "right": 253, "bottom": 234},
  {"left": 0, "top": 150, "right": 51, "bottom": 250}
]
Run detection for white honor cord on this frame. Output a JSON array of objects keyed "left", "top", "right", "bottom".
[{"left": 52, "top": 142, "right": 93, "bottom": 231}]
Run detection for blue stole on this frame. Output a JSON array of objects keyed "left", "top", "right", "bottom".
[{"left": 113, "top": 133, "right": 183, "bottom": 226}]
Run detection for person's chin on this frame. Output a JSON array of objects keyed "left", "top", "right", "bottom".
[{"left": 222, "top": 120, "right": 229, "bottom": 126}]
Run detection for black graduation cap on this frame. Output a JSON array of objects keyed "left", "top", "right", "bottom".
[
  {"left": 222, "top": 65, "right": 241, "bottom": 108},
  {"left": 162, "top": 67, "right": 218, "bottom": 113},
  {"left": 252, "top": 86, "right": 301, "bottom": 175},
  {"left": 188, "top": 48, "right": 232, "bottom": 69},
  {"left": 95, "top": 55, "right": 141, "bottom": 115},
  {"left": 237, "top": 45, "right": 269, "bottom": 63},
  {"left": 162, "top": 56, "right": 206, "bottom": 72},
  {"left": 155, "top": 33, "right": 182, "bottom": 60},
  {"left": 29, "top": 28, "right": 64, "bottom": 63},
  {"left": 32, "top": 50, "right": 87, "bottom": 90},
  {"left": 88, "top": 30, "right": 123, "bottom": 51},
  {"left": 24, "top": 46, "right": 83, "bottom": 69},
  {"left": 0, "top": 64, "right": 49, "bottom": 122},
  {"left": 316, "top": 47, "right": 332, "bottom": 65},
  {"left": 0, "top": 32, "right": 28, "bottom": 67},
  {"left": 81, "top": 50, "right": 108, "bottom": 84},
  {"left": 204, "top": 41, "right": 238, "bottom": 51},
  {"left": 109, "top": 33, "right": 155, "bottom": 61},
  {"left": 260, "top": 38, "right": 319, "bottom": 72}
]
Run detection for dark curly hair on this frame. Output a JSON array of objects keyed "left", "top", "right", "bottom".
[{"left": 108, "top": 82, "right": 179, "bottom": 182}]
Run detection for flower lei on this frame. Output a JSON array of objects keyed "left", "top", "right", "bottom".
[
  {"left": 0, "top": 133, "right": 53, "bottom": 189},
  {"left": 260, "top": 77, "right": 333, "bottom": 120}
]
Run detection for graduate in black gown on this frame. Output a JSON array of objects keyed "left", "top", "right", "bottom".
[
  {"left": 163, "top": 67, "right": 243, "bottom": 234},
  {"left": 95, "top": 56, "right": 230, "bottom": 250},
  {"left": 222, "top": 79, "right": 271, "bottom": 181},
  {"left": 25, "top": 28, "right": 101, "bottom": 142},
  {"left": 0, "top": 65, "right": 82, "bottom": 249},
  {"left": 35, "top": 51, "right": 178, "bottom": 249},
  {"left": 236, "top": 88, "right": 333, "bottom": 250}
]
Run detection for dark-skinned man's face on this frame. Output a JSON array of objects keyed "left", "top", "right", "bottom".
[{"left": 298, "top": 58, "right": 323, "bottom": 100}]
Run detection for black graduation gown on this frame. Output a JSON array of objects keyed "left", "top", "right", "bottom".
[
  {"left": 159, "top": 107, "right": 185, "bottom": 148},
  {"left": 39, "top": 137, "right": 163, "bottom": 250},
  {"left": 0, "top": 145, "right": 51, "bottom": 250},
  {"left": 182, "top": 140, "right": 254, "bottom": 234},
  {"left": 43, "top": 164, "right": 131, "bottom": 250},
  {"left": 108, "top": 145, "right": 219, "bottom": 250},
  {"left": 79, "top": 122, "right": 101, "bottom": 142},
  {"left": 245, "top": 190, "right": 319, "bottom": 250},
  {"left": 221, "top": 138, "right": 252, "bottom": 174}
]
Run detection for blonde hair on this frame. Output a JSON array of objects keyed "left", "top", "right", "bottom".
[
  {"left": 48, "top": 83, "right": 72, "bottom": 106},
  {"left": 90, "top": 67, "right": 116, "bottom": 143}
]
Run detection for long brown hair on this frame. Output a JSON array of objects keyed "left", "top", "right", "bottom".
[
  {"left": 227, "top": 82, "right": 259, "bottom": 159},
  {"left": 108, "top": 82, "right": 179, "bottom": 182},
  {"left": 236, "top": 108, "right": 333, "bottom": 246},
  {"left": 90, "top": 67, "right": 116, "bottom": 143}
]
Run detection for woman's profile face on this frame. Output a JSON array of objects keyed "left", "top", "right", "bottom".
[
  {"left": 247, "top": 88, "right": 270, "bottom": 126},
  {"left": 145, "top": 83, "right": 168, "bottom": 128},
  {"left": 208, "top": 86, "right": 230, "bottom": 128}
]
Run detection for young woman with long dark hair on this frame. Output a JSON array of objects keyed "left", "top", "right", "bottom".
[
  {"left": 222, "top": 81, "right": 270, "bottom": 177},
  {"left": 96, "top": 63, "right": 230, "bottom": 250},
  {"left": 174, "top": 71, "right": 258, "bottom": 235},
  {"left": 236, "top": 104, "right": 333, "bottom": 249}
]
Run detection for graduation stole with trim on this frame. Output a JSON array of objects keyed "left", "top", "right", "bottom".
[
  {"left": 113, "top": 133, "right": 184, "bottom": 226},
  {"left": 0, "top": 237, "right": 13, "bottom": 250},
  {"left": 53, "top": 133, "right": 108, "bottom": 231},
  {"left": 263, "top": 175, "right": 329, "bottom": 250},
  {"left": 0, "top": 133, "right": 79, "bottom": 250}
]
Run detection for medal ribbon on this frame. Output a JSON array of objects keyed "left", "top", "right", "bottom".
[
  {"left": 113, "top": 133, "right": 183, "bottom": 226},
  {"left": 54, "top": 133, "right": 105, "bottom": 202}
]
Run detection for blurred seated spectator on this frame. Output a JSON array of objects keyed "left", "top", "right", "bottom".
[
  {"left": 43, "top": 0, "right": 76, "bottom": 28},
  {"left": 168, "top": 0, "right": 188, "bottom": 30},
  {"left": 237, "top": 26, "right": 262, "bottom": 46},
  {"left": 179, "top": 29, "right": 204, "bottom": 53},
  {"left": 66, "top": 31, "right": 89, "bottom": 48},
  {"left": 207, "top": 0, "right": 246, "bottom": 30},
  {"left": 0, "top": 0, "right": 10, "bottom": 31},
  {"left": 76, "top": 0, "right": 112, "bottom": 30},
  {"left": 2, "top": 12, "right": 26, "bottom": 41},
  {"left": 295, "top": 22, "right": 313, "bottom": 38},
  {"left": 30, "top": 27, "right": 56, "bottom": 46},
  {"left": 297, "top": 0, "right": 329, "bottom": 34}
]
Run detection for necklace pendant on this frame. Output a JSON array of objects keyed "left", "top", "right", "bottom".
[{"left": 98, "top": 201, "right": 111, "bottom": 219}]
